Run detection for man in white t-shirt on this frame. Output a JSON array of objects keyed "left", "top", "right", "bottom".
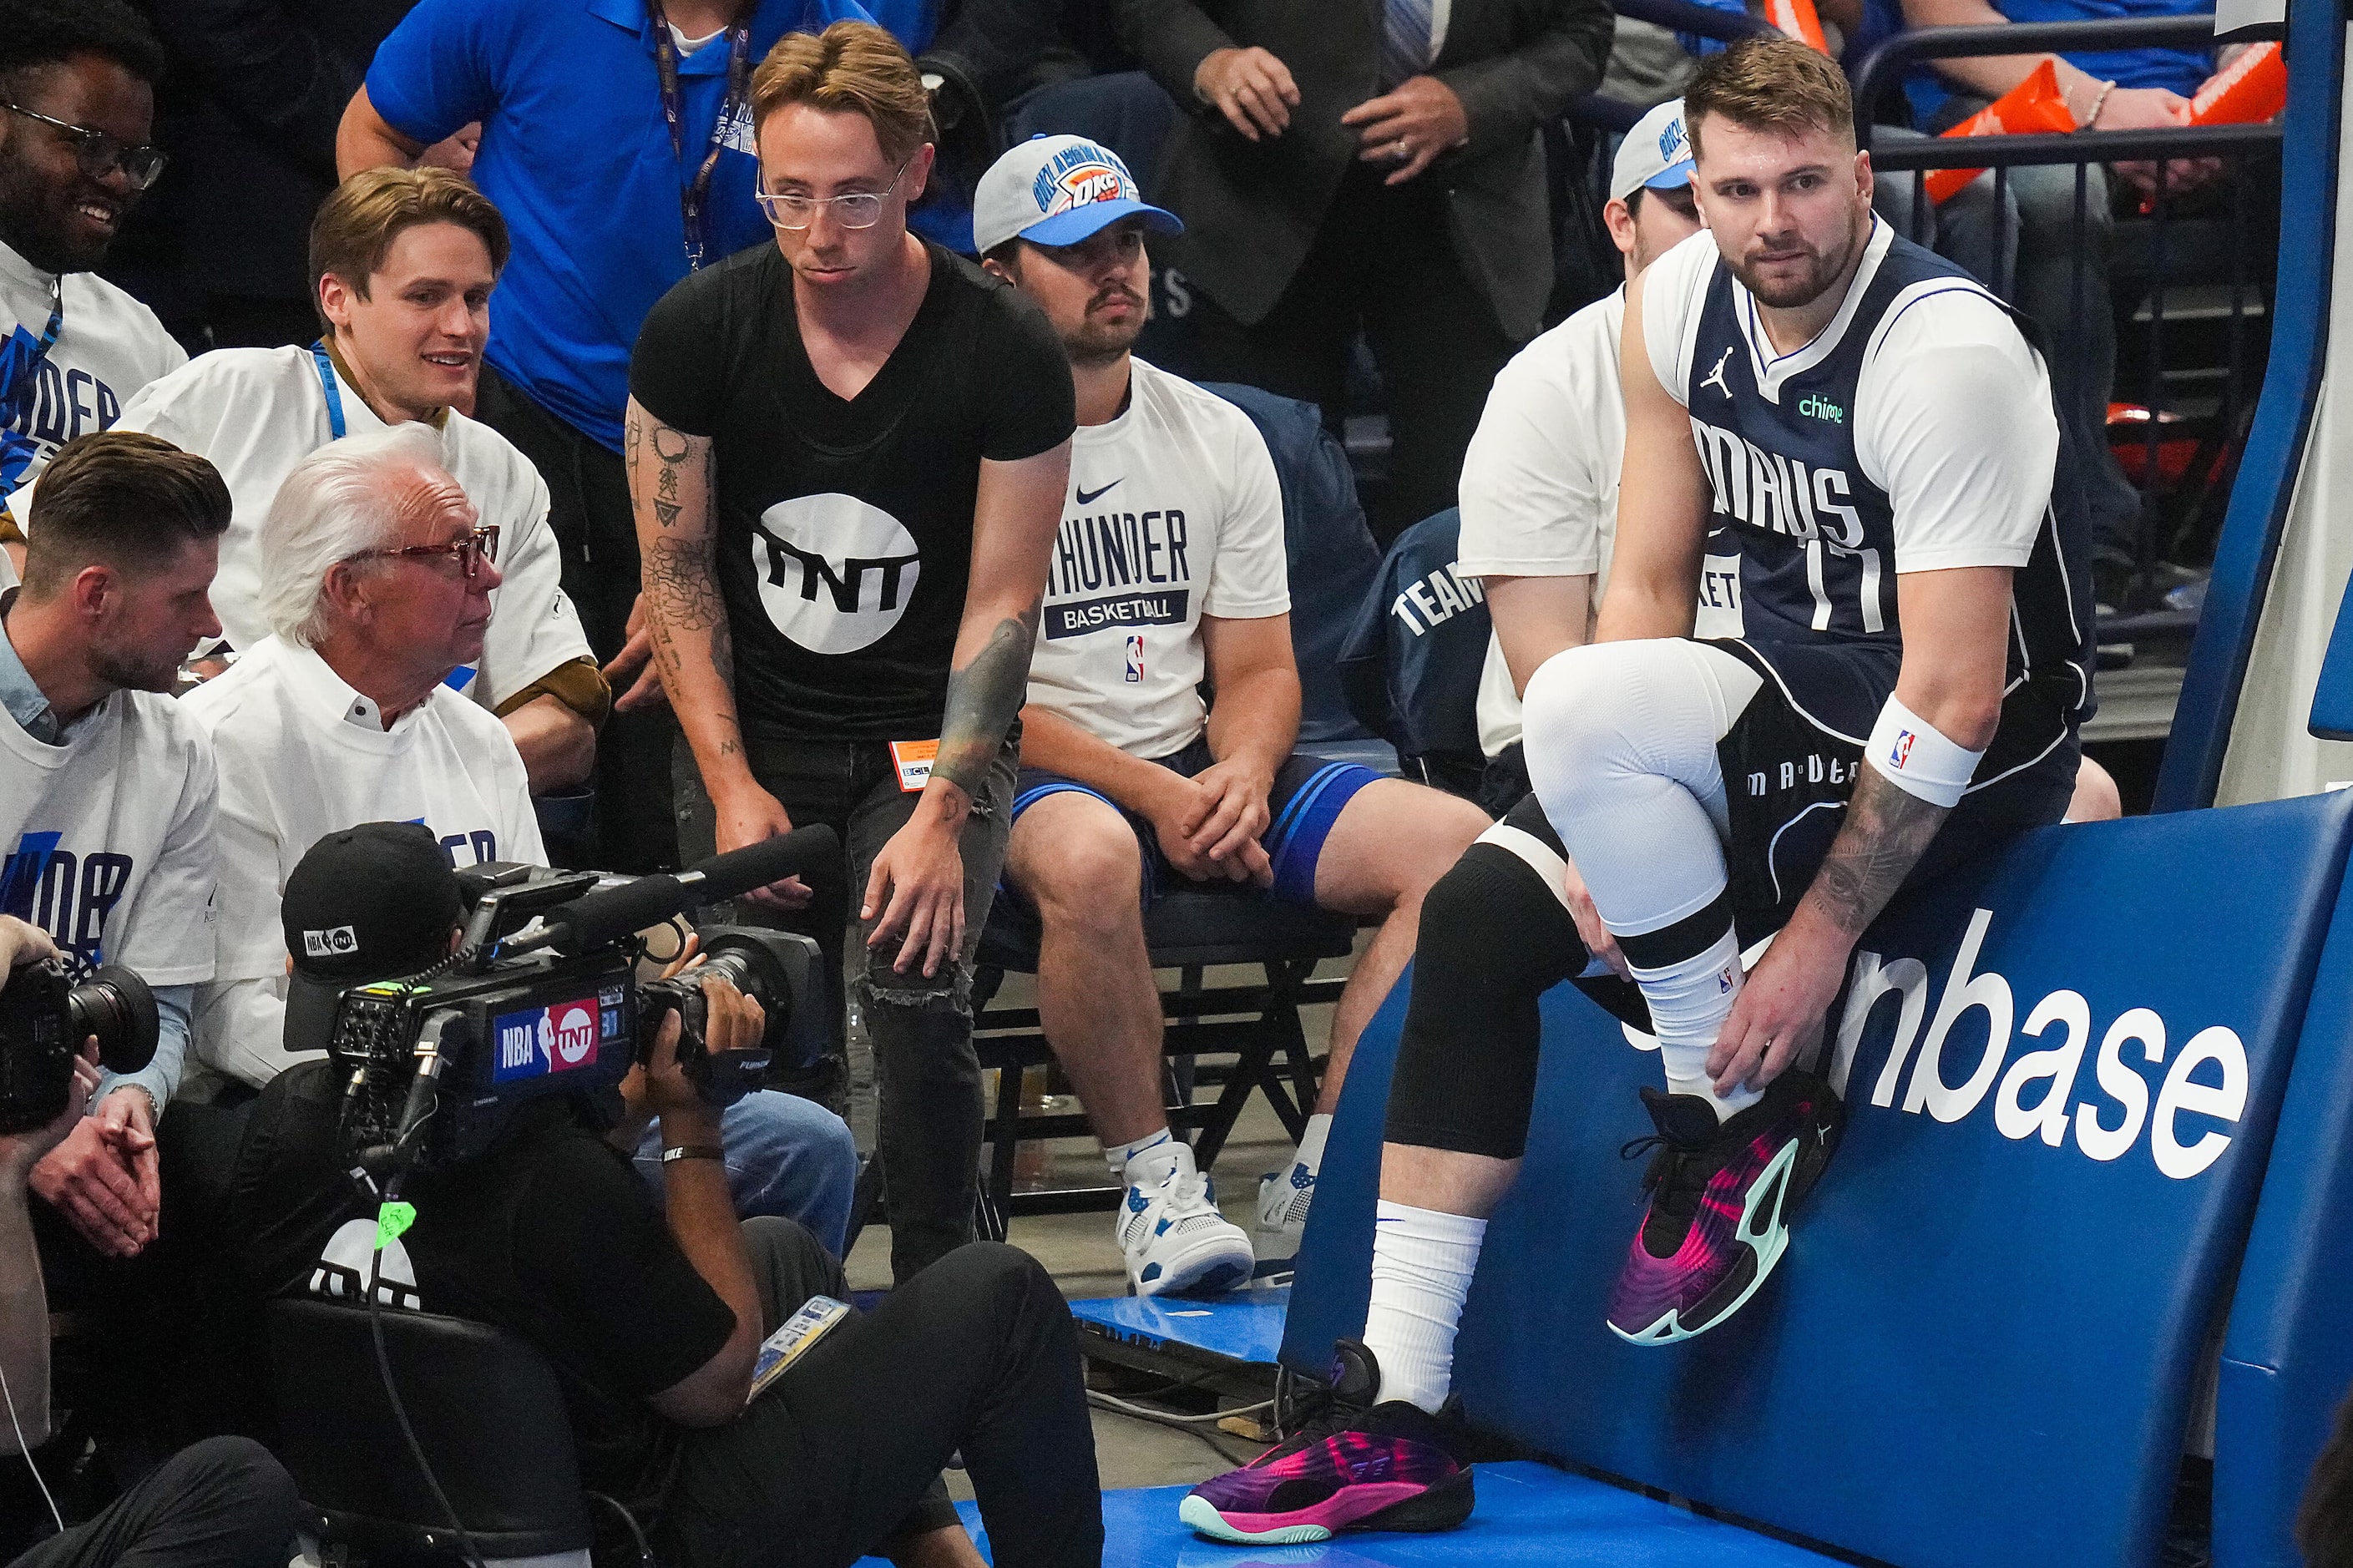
[
  {"left": 26, "top": 167, "right": 604, "bottom": 795},
  {"left": 0, "top": 2, "right": 187, "bottom": 542},
  {"left": 975, "top": 138, "right": 1490, "bottom": 1296},
  {"left": 1, "top": 431, "right": 225, "bottom": 1261},
  {"left": 185, "top": 424, "right": 857, "bottom": 1244}
]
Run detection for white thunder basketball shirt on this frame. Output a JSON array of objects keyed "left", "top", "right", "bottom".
[{"left": 1025, "top": 359, "right": 1290, "bottom": 759}]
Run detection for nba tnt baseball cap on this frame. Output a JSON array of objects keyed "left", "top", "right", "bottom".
[
  {"left": 1611, "top": 99, "right": 1696, "bottom": 205},
  {"left": 973, "top": 134, "right": 1184, "bottom": 257},
  {"left": 280, "top": 822, "right": 463, "bottom": 1055}
]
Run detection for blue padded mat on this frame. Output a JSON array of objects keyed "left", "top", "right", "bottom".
[
  {"left": 909, "top": 1463, "right": 1836, "bottom": 1566},
  {"left": 1286, "top": 793, "right": 2353, "bottom": 1568},
  {"left": 1072, "top": 1287, "right": 1291, "bottom": 1367}
]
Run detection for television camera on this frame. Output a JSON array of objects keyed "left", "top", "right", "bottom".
[{"left": 321, "top": 827, "right": 840, "bottom": 1171}]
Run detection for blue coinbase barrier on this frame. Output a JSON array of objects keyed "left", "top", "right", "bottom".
[
  {"left": 2214, "top": 855, "right": 2353, "bottom": 1566},
  {"left": 1286, "top": 792, "right": 2353, "bottom": 1568}
]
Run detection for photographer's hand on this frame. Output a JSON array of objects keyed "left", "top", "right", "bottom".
[{"left": 0, "top": 918, "right": 54, "bottom": 978}]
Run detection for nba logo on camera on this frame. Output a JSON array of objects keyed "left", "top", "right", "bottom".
[
  {"left": 491, "top": 997, "right": 601, "bottom": 1082},
  {"left": 1890, "top": 730, "right": 1915, "bottom": 770},
  {"left": 1124, "top": 635, "right": 1144, "bottom": 684}
]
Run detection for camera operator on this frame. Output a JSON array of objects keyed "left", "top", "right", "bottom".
[
  {"left": 0, "top": 918, "right": 301, "bottom": 1568},
  {"left": 230, "top": 828, "right": 1104, "bottom": 1568},
  {"left": 184, "top": 427, "right": 858, "bottom": 1247},
  {"left": 1, "top": 432, "right": 225, "bottom": 1262}
]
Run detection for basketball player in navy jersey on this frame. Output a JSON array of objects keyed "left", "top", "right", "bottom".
[{"left": 1181, "top": 38, "right": 2092, "bottom": 1545}]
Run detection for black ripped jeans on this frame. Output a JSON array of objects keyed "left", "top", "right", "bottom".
[{"left": 676, "top": 730, "right": 1019, "bottom": 1284}]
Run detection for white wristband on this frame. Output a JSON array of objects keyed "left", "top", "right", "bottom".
[{"left": 1865, "top": 696, "right": 1983, "bottom": 809}]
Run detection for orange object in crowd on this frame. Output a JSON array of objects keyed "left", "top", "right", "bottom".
[
  {"left": 1764, "top": 0, "right": 1833, "bottom": 55},
  {"left": 2188, "top": 41, "right": 2287, "bottom": 124},
  {"left": 1925, "top": 58, "right": 2077, "bottom": 205}
]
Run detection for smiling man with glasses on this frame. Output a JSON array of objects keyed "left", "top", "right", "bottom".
[
  {"left": 0, "top": 0, "right": 187, "bottom": 547},
  {"left": 629, "top": 20, "right": 1074, "bottom": 1288}
]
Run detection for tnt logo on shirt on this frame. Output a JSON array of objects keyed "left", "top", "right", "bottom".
[
  {"left": 491, "top": 996, "right": 603, "bottom": 1083},
  {"left": 1, "top": 830, "right": 131, "bottom": 962},
  {"left": 750, "top": 493, "right": 922, "bottom": 655}
]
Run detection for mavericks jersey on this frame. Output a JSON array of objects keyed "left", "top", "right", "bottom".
[{"left": 1642, "top": 221, "right": 2095, "bottom": 761}]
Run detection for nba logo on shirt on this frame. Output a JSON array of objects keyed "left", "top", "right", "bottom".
[
  {"left": 1890, "top": 730, "right": 1915, "bottom": 770},
  {"left": 1124, "top": 635, "right": 1144, "bottom": 684}
]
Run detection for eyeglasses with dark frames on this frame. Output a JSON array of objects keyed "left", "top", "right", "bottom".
[
  {"left": 352, "top": 525, "right": 501, "bottom": 579},
  {"left": 2, "top": 104, "right": 167, "bottom": 191},
  {"left": 754, "top": 155, "right": 916, "bottom": 230}
]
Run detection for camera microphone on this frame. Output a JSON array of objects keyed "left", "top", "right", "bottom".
[{"left": 524, "top": 826, "right": 842, "bottom": 956}]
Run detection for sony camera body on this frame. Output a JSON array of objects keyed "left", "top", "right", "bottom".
[
  {"left": 322, "top": 862, "right": 825, "bottom": 1171},
  {"left": 0, "top": 954, "right": 158, "bottom": 1134}
]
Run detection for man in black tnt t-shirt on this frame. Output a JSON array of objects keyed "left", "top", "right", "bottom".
[{"left": 628, "top": 22, "right": 1072, "bottom": 1283}]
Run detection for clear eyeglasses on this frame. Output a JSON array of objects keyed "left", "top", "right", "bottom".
[{"left": 755, "top": 155, "right": 916, "bottom": 230}]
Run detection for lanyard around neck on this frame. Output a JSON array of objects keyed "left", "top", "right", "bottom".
[
  {"left": 645, "top": 0, "right": 756, "bottom": 273},
  {"left": 311, "top": 341, "right": 347, "bottom": 440}
]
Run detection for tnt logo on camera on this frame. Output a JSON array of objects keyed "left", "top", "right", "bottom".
[{"left": 492, "top": 996, "right": 602, "bottom": 1082}]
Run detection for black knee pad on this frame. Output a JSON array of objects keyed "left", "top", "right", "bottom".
[{"left": 1382, "top": 843, "right": 1588, "bottom": 1161}]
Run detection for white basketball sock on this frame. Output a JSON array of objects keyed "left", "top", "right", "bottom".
[
  {"left": 1362, "top": 1200, "right": 1487, "bottom": 1414},
  {"left": 1106, "top": 1127, "right": 1187, "bottom": 1187},
  {"left": 1629, "top": 923, "right": 1762, "bottom": 1120}
]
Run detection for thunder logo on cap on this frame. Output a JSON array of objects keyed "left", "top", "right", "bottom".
[{"left": 1030, "top": 143, "right": 1132, "bottom": 218}]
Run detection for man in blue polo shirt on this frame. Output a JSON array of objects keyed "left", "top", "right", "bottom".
[{"left": 337, "top": 0, "right": 867, "bottom": 873}]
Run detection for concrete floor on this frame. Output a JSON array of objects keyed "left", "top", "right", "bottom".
[{"left": 841, "top": 955, "right": 1355, "bottom": 1495}]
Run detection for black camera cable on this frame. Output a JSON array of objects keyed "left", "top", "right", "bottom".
[{"left": 361, "top": 1108, "right": 494, "bottom": 1568}]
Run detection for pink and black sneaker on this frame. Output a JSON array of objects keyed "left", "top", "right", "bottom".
[
  {"left": 1607, "top": 1067, "right": 1844, "bottom": 1346},
  {"left": 1178, "top": 1340, "right": 1474, "bottom": 1545}
]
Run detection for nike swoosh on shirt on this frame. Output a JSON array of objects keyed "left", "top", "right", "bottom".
[{"left": 1075, "top": 478, "right": 1124, "bottom": 505}]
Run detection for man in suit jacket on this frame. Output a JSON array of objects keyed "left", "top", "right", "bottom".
[{"left": 1116, "top": 0, "right": 1612, "bottom": 544}]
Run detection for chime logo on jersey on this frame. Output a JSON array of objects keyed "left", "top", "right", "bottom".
[
  {"left": 1124, "top": 635, "right": 1144, "bottom": 683},
  {"left": 1031, "top": 143, "right": 1133, "bottom": 215},
  {"left": 1688, "top": 416, "right": 1868, "bottom": 546},
  {"left": 491, "top": 996, "right": 602, "bottom": 1082},
  {"left": 750, "top": 493, "right": 922, "bottom": 655}
]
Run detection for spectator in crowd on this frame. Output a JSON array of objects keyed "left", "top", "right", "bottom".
[
  {"left": 230, "top": 833, "right": 1101, "bottom": 1568},
  {"left": 337, "top": 0, "right": 867, "bottom": 873},
  {"left": 0, "top": 0, "right": 185, "bottom": 541},
  {"left": 183, "top": 427, "right": 858, "bottom": 1245},
  {"left": 1896, "top": 0, "right": 2230, "bottom": 571},
  {"left": 1, "top": 432, "right": 225, "bottom": 1264},
  {"left": 0, "top": 928, "right": 302, "bottom": 1568},
  {"left": 973, "top": 136, "right": 1488, "bottom": 1289},
  {"left": 630, "top": 23, "right": 1072, "bottom": 1284},
  {"left": 1112, "top": 0, "right": 1613, "bottom": 545},
  {"left": 140, "top": 1, "right": 419, "bottom": 351},
  {"left": 79, "top": 168, "right": 604, "bottom": 795}
]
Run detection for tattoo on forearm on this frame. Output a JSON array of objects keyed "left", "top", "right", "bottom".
[
  {"left": 644, "top": 536, "right": 726, "bottom": 632},
  {"left": 932, "top": 607, "right": 1039, "bottom": 795},
  {"left": 1807, "top": 767, "right": 1951, "bottom": 938}
]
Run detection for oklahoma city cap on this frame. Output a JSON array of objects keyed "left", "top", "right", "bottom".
[
  {"left": 280, "top": 822, "right": 463, "bottom": 1055},
  {"left": 973, "top": 134, "right": 1184, "bottom": 257},
  {"left": 1611, "top": 99, "right": 1697, "bottom": 205}
]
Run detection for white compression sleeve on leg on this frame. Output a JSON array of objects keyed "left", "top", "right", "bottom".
[
  {"left": 1865, "top": 696, "right": 1985, "bottom": 808},
  {"left": 1363, "top": 1201, "right": 1488, "bottom": 1414}
]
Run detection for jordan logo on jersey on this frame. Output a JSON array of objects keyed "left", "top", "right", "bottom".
[{"left": 1701, "top": 346, "right": 1736, "bottom": 400}]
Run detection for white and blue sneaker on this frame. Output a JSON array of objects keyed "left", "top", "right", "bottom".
[
  {"left": 1118, "top": 1166, "right": 1255, "bottom": 1297},
  {"left": 1257, "top": 1156, "right": 1317, "bottom": 1252}
]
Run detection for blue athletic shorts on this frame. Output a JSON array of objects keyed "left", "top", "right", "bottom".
[{"left": 1010, "top": 736, "right": 1382, "bottom": 908}]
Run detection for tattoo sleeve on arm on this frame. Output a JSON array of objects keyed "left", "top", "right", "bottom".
[
  {"left": 931, "top": 605, "right": 1040, "bottom": 797},
  {"left": 1803, "top": 767, "right": 1951, "bottom": 938}
]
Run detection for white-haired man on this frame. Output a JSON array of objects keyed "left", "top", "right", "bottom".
[{"left": 185, "top": 425, "right": 859, "bottom": 1247}]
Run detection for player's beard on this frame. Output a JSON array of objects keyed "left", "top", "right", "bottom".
[
  {"left": 1064, "top": 284, "right": 1148, "bottom": 367},
  {"left": 1728, "top": 201, "right": 1870, "bottom": 311}
]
